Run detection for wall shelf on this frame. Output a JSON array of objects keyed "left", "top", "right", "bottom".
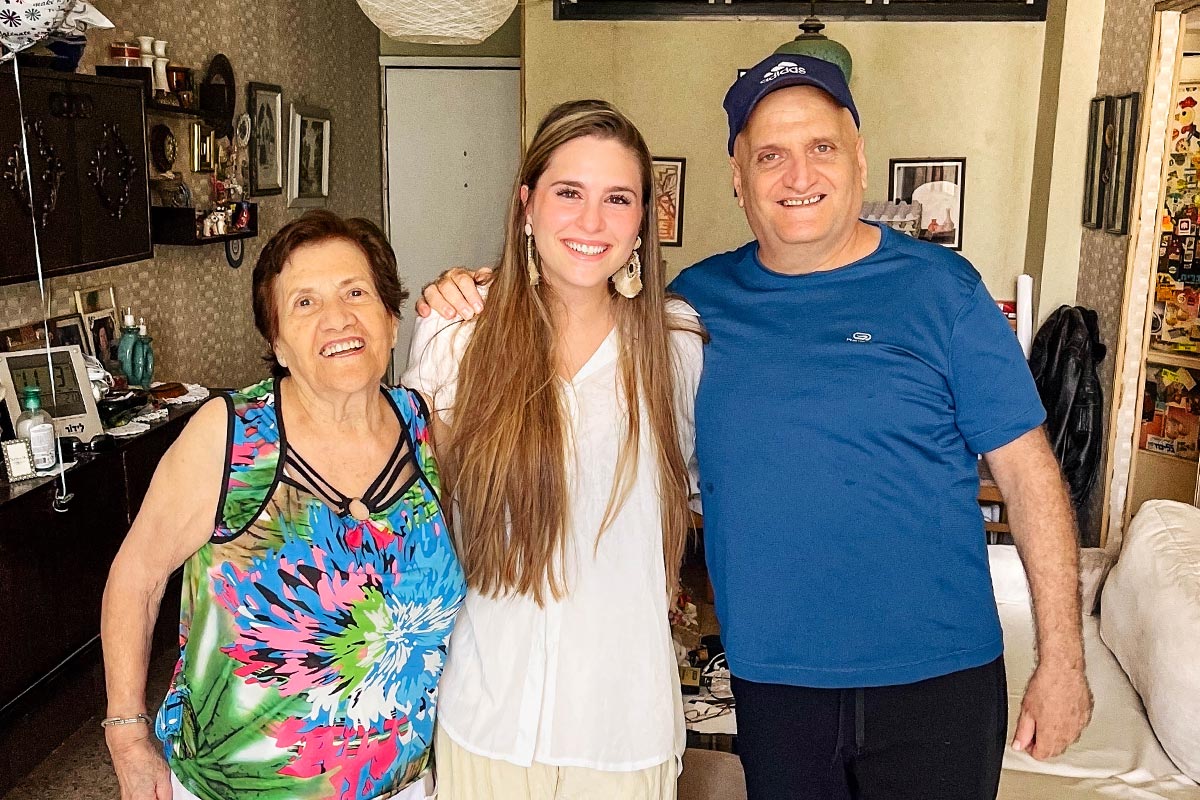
[
  {"left": 1146, "top": 350, "right": 1200, "bottom": 369},
  {"left": 151, "top": 204, "right": 257, "bottom": 246},
  {"left": 145, "top": 101, "right": 203, "bottom": 118}
]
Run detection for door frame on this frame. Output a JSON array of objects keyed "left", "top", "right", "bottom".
[{"left": 1103, "top": 6, "right": 1194, "bottom": 550}]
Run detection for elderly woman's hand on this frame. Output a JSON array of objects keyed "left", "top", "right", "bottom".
[{"left": 107, "top": 727, "right": 172, "bottom": 799}]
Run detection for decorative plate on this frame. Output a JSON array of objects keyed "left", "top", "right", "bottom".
[
  {"left": 225, "top": 237, "right": 244, "bottom": 268},
  {"left": 149, "top": 124, "right": 176, "bottom": 173},
  {"left": 235, "top": 113, "right": 251, "bottom": 147}
]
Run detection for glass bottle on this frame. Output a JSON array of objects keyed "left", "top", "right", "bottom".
[{"left": 16, "top": 386, "right": 56, "bottom": 470}]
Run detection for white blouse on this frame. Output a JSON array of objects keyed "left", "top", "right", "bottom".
[{"left": 402, "top": 299, "right": 703, "bottom": 772}]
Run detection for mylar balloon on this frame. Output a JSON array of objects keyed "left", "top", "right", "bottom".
[{"left": 0, "top": 0, "right": 74, "bottom": 63}]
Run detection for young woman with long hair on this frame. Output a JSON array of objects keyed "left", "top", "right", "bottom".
[{"left": 403, "top": 99, "right": 703, "bottom": 799}]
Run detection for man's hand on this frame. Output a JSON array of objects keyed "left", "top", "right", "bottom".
[
  {"left": 107, "top": 727, "right": 173, "bottom": 800},
  {"left": 985, "top": 427, "right": 1093, "bottom": 760},
  {"left": 1012, "top": 661, "right": 1093, "bottom": 759},
  {"left": 416, "top": 267, "right": 493, "bottom": 320}
]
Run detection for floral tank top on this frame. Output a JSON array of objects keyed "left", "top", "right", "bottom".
[{"left": 155, "top": 379, "right": 466, "bottom": 800}]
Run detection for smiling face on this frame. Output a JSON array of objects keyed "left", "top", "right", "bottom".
[
  {"left": 521, "top": 135, "right": 645, "bottom": 296},
  {"left": 732, "top": 85, "right": 868, "bottom": 271},
  {"left": 271, "top": 238, "right": 397, "bottom": 396}
]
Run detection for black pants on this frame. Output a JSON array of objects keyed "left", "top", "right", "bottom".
[{"left": 730, "top": 657, "right": 1007, "bottom": 800}]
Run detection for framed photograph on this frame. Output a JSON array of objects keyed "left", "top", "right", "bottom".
[
  {"left": 1083, "top": 95, "right": 1113, "bottom": 229},
  {"left": 83, "top": 308, "right": 119, "bottom": 362},
  {"left": 2, "top": 439, "right": 36, "bottom": 482},
  {"left": 192, "top": 121, "right": 217, "bottom": 173},
  {"left": 0, "top": 323, "right": 50, "bottom": 352},
  {"left": 247, "top": 82, "right": 284, "bottom": 196},
  {"left": 651, "top": 157, "right": 686, "bottom": 247},
  {"left": 51, "top": 314, "right": 90, "bottom": 356},
  {"left": 287, "top": 103, "right": 331, "bottom": 208},
  {"left": 888, "top": 157, "right": 966, "bottom": 250},
  {"left": 74, "top": 285, "right": 117, "bottom": 316},
  {"left": 1105, "top": 92, "right": 1141, "bottom": 235}
]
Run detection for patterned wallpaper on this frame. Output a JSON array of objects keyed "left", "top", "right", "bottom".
[
  {"left": 1074, "top": 0, "right": 1154, "bottom": 542},
  {"left": 0, "top": 0, "right": 382, "bottom": 389}
]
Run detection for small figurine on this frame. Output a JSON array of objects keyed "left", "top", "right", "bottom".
[{"left": 202, "top": 209, "right": 227, "bottom": 237}]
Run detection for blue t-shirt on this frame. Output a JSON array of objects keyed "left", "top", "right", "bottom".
[{"left": 669, "top": 224, "right": 1046, "bottom": 688}]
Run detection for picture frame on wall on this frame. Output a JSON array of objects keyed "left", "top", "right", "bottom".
[
  {"left": 287, "top": 103, "right": 331, "bottom": 208},
  {"left": 651, "top": 157, "right": 686, "bottom": 247},
  {"left": 1082, "top": 95, "right": 1112, "bottom": 229},
  {"left": 888, "top": 157, "right": 966, "bottom": 250},
  {"left": 1104, "top": 92, "right": 1141, "bottom": 235},
  {"left": 247, "top": 82, "right": 284, "bottom": 196}
]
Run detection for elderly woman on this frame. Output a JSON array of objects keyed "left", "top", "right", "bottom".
[{"left": 100, "top": 211, "right": 465, "bottom": 800}]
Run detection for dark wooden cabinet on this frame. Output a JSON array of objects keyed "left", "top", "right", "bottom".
[
  {"left": 0, "top": 406, "right": 194, "bottom": 793},
  {"left": 0, "top": 68, "right": 151, "bottom": 286}
]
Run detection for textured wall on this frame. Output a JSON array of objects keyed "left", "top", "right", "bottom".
[
  {"left": 1074, "top": 0, "right": 1155, "bottom": 542},
  {"left": 0, "top": 0, "right": 382, "bottom": 389}
]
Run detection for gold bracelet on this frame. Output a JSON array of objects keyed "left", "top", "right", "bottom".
[{"left": 100, "top": 713, "right": 152, "bottom": 728}]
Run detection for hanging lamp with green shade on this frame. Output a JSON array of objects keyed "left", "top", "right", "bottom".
[{"left": 773, "top": 0, "right": 853, "bottom": 83}]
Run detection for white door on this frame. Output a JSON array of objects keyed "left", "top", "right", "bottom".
[{"left": 383, "top": 59, "right": 521, "bottom": 375}]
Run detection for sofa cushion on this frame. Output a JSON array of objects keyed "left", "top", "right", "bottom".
[{"left": 1100, "top": 499, "right": 1200, "bottom": 782}]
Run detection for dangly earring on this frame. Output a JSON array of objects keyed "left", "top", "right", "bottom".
[
  {"left": 612, "top": 235, "right": 643, "bottom": 299},
  {"left": 525, "top": 220, "right": 539, "bottom": 287}
]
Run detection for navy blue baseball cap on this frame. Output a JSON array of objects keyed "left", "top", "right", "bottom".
[{"left": 724, "top": 53, "right": 860, "bottom": 154}]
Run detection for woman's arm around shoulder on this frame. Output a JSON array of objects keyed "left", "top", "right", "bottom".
[{"left": 401, "top": 304, "right": 477, "bottom": 434}]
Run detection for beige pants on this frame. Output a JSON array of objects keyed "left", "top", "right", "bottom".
[{"left": 435, "top": 726, "right": 677, "bottom": 800}]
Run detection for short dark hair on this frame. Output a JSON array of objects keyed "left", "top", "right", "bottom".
[{"left": 252, "top": 210, "right": 408, "bottom": 377}]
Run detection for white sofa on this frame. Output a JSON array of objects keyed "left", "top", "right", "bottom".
[{"left": 992, "top": 504, "right": 1200, "bottom": 799}]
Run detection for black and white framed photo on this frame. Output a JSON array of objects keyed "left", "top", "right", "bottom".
[
  {"left": 651, "top": 157, "right": 686, "bottom": 247},
  {"left": 247, "top": 82, "right": 284, "bottom": 196},
  {"left": 888, "top": 157, "right": 966, "bottom": 250},
  {"left": 1104, "top": 92, "right": 1141, "bottom": 235},
  {"left": 287, "top": 103, "right": 331, "bottom": 208},
  {"left": 1083, "top": 95, "right": 1113, "bottom": 229}
]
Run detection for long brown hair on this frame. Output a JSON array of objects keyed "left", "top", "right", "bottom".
[{"left": 437, "top": 99, "right": 699, "bottom": 605}]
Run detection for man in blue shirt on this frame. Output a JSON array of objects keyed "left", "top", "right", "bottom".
[{"left": 418, "top": 54, "right": 1091, "bottom": 800}]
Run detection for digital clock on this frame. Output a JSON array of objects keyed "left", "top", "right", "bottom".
[{"left": 0, "top": 346, "right": 103, "bottom": 442}]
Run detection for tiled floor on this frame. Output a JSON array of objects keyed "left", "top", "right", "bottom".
[{"left": 1, "top": 651, "right": 177, "bottom": 800}]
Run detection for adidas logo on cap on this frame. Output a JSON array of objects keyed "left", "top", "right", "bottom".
[{"left": 761, "top": 61, "right": 807, "bottom": 83}]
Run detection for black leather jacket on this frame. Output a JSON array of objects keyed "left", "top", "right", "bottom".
[{"left": 1029, "top": 306, "right": 1106, "bottom": 507}]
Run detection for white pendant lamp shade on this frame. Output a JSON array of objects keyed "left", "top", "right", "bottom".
[{"left": 357, "top": 0, "right": 517, "bottom": 45}]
